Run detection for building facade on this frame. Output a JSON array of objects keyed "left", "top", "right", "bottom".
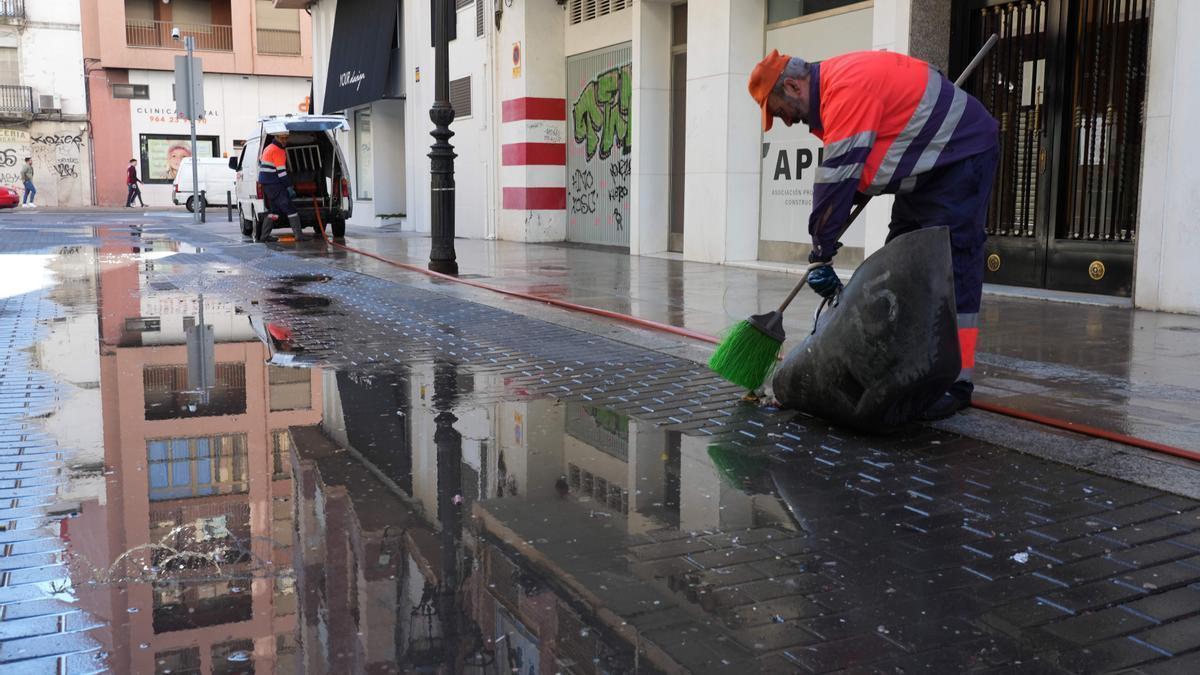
[
  {"left": 306, "top": 0, "right": 1197, "bottom": 315},
  {"left": 0, "top": 0, "right": 93, "bottom": 207},
  {"left": 80, "top": 0, "right": 315, "bottom": 207}
]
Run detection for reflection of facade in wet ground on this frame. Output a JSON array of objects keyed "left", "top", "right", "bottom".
[
  {"left": 6, "top": 218, "right": 1200, "bottom": 673},
  {"left": 289, "top": 353, "right": 818, "bottom": 672},
  {"left": 58, "top": 235, "right": 322, "bottom": 673}
]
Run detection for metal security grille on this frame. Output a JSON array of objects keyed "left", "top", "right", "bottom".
[
  {"left": 449, "top": 76, "right": 472, "bottom": 118},
  {"left": 961, "top": 0, "right": 1148, "bottom": 296},
  {"left": 1063, "top": 0, "right": 1148, "bottom": 243},
  {"left": 476, "top": 0, "right": 485, "bottom": 37},
  {"left": 971, "top": 0, "right": 1047, "bottom": 240},
  {"left": 569, "top": 0, "right": 631, "bottom": 25},
  {"left": 455, "top": 0, "right": 472, "bottom": 9},
  {"left": 567, "top": 43, "right": 632, "bottom": 247}
]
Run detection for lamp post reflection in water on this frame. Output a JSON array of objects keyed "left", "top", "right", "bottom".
[{"left": 433, "top": 359, "right": 463, "bottom": 667}]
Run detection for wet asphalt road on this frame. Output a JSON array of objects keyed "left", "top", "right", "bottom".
[{"left": 0, "top": 210, "right": 1198, "bottom": 673}]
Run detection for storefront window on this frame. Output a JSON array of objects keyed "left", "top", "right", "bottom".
[
  {"left": 354, "top": 109, "right": 373, "bottom": 200},
  {"left": 767, "top": 0, "right": 864, "bottom": 24},
  {"left": 138, "top": 134, "right": 220, "bottom": 185}
]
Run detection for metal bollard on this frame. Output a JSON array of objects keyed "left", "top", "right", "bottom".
[
  {"left": 199, "top": 190, "right": 206, "bottom": 223},
  {"left": 227, "top": 191, "right": 233, "bottom": 222}
]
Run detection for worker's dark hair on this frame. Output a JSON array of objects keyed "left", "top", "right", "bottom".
[
  {"left": 773, "top": 57, "right": 812, "bottom": 97},
  {"left": 24, "top": 157, "right": 30, "bottom": 162},
  {"left": 130, "top": 158, "right": 137, "bottom": 163}
]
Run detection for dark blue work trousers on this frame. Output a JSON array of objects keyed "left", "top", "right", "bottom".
[
  {"left": 885, "top": 142, "right": 999, "bottom": 315},
  {"left": 263, "top": 182, "right": 298, "bottom": 219}
]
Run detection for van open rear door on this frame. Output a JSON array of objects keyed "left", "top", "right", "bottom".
[{"left": 263, "top": 117, "right": 349, "bottom": 134}]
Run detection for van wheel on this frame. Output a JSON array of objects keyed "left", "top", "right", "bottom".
[
  {"left": 331, "top": 216, "right": 346, "bottom": 238},
  {"left": 239, "top": 208, "right": 253, "bottom": 236},
  {"left": 185, "top": 195, "right": 207, "bottom": 213}
]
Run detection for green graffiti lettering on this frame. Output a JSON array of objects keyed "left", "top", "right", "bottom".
[{"left": 572, "top": 64, "right": 632, "bottom": 161}]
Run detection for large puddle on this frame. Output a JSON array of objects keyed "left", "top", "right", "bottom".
[{"left": 7, "top": 225, "right": 1196, "bottom": 674}]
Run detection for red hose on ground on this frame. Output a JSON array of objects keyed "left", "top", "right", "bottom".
[{"left": 307, "top": 231, "right": 1198, "bottom": 462}]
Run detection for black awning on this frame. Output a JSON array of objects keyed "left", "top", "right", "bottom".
[{"left": 323, "top": 0, "right": 398, "bottom": 113}]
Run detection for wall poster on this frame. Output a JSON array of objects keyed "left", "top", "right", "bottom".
[{"left": 139, "top": 134, "right": 220, "bottom": 184}]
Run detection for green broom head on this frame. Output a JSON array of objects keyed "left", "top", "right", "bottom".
[{"left": 708, "top": 311, "right": 786, "bottom": 390}]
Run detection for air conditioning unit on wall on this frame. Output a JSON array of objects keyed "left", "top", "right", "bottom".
[{"left": 37, "top": 94, "right": 61, "bottom": 112}]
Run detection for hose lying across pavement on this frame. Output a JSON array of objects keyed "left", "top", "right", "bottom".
[{"left": 306, "top": 218, "right": 1199, "bottom": 463}]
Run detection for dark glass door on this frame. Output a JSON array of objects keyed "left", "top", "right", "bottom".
[{"left": 956, "top": 0, "right": 1150, "bottom": 296}]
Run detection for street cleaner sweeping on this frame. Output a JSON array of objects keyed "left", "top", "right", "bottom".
[
  {"left": 257, "top": 128, "right": 310, "bottom": 243},
  {"left": 709, "top": 40, "right": 999, "bottom": 431}
]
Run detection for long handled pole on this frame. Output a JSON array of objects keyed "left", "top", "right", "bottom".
[
  {"left": 772, "top": 34, "right": 1000, "bottom": 315},
  {"left": 187, "top": 35, "right": 200, "bottom": 224}
]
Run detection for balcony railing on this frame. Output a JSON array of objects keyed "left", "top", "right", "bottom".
[
  {"left": 256, "top": 28, "right": 301, "bottom": 56},
  {"left": 126, "top": 19, "right": 233, "bottom": 52},
  {"left": 0, "top": 84, "right": 34, "bottom": 116},
  {"left": 0, "top": 0, "right": 24, "bottom": 20}
]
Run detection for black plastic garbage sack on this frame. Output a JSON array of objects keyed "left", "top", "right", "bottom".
[{"left": 771, "top": 227, "right": 961, "bottom": 433}]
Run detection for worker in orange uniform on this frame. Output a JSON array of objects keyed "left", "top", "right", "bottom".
[
  {"left": 749, "top": 50, "right": 999, "bottom": 420},
  {"left": 257, "top": 131, "right": 308, "bottom": 242}
]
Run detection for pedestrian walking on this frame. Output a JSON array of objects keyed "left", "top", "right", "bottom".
[
  {"left": 125, "top": 159, "right": 146, "bottom": 208},
  {"left": 749, "top": 49, "right": 1000, "bottom": 419},
  {"left": 256, "top": 131, "right": 308, "bottom": 242},
  {"left": 19, "top": 157, "right": 35, "bottom": 207}
]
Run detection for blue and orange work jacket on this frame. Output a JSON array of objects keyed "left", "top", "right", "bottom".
[
  {"left": 258, "top": 140, "right": 290, "bottom": 186},
  {"left": 805, "top": 51, "right": 998, "bottom": 261}
]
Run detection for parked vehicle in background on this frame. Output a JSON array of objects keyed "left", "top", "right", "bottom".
[
  {"left": 231, "top": 115, "right": 353, "bottom": 239},
  {"left": 0, "top": 186, "right": 19, "bottom": 209},
  {"left": 172, "top": 157, "right": 238, "bottom": 212}
]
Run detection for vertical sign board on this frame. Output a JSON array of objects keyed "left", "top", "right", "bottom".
[
  {"left": 566, "top": 43, "right": 632, "bottom": 247},
  {"left": 173, "top": 55, "right": 205, "bottom": 120}
]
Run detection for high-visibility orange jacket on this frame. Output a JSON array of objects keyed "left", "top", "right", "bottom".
[
  {"left": 806, "top": 51, "right": 998, "bottom": 261},
  {"left": 258, "top": 140, "right": 290, "bottom": 186}
]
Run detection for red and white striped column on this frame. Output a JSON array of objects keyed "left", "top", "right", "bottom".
[{"left": 500, "top": 97, "right": 567, "bottom": 236}]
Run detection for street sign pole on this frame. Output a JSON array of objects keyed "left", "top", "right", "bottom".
[{"left": 186, "top": 36, "right": 200, "bottom": 224}]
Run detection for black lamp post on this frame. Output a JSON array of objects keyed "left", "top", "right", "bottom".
[{"left": 428, "top": 0, "right": 459, "bottom": 275}]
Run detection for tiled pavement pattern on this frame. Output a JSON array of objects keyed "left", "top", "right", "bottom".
[
  {"left": 0, "top": 227, "right": 107, "bottom": 671},
  {"left": 1, "top": 220, "right": 1198, "bottom": 671}
]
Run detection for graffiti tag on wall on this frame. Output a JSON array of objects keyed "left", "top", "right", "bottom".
[{"left": 572, "top": 64, "right": 632, "bottom": 161}]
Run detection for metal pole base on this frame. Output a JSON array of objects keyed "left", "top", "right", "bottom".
[{"left": 428, "top": 258, "right": 459, "bottom": 275}]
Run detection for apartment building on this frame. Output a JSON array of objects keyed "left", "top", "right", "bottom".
[
  {"left": 0, "top": 0, "right": 92, "bottom": 206},
  {"left": 80, "top": 0, "right": 315, "bottom": 206}
]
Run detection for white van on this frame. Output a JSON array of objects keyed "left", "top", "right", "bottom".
[
  {"left": 172, "top": 157, "right": 237, "bottom": 211},
  {"left": 231, "top": 115, "right": 353, "bottom": 240}
]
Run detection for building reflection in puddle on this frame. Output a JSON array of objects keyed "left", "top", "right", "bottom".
[
  {"left": 65, "top": 238, "right": 318, "bottom": 674},
  {"left": 56, "top": 233, "right": 805, "bottom": 673},
  {"left": 303, "top": 357, "right": 800, "bottom": 672}
]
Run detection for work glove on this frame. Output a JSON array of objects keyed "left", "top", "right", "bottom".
[
  {"left": 807, "top": 265, "right": 842, "bottom": 299},
  {"left": 287, "top": 186, "right": 297, "bottom": 199}
]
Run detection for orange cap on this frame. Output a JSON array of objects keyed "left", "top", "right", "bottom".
[{"left": 748, "top": 49, "right": 791, "bottom": 132}]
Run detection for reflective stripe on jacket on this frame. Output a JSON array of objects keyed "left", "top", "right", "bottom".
[
  {"left": 258, "top": 141, "right": 289, "bottom": 185},
  {"left": 806, "top": 51, "right": 998, "bottom": 260}
]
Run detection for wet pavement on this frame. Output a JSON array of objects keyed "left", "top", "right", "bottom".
[
  {"left": 0, "top": 211, "right": 1198, "bottom": 673},
  {"left": 263, "top": 227, "right": 1200, "bottom": 455}
]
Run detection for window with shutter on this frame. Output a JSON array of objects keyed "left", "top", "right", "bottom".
[
  {"left": 476, "top": 0, "right": 485, "bottom": 37},
  {"left": 455, "top": 0, "right": 472, "bottom": 10},
  {"left": 449, "top": 76, "right": 472, "bottom": 119}
]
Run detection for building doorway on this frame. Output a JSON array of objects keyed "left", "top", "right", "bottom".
[
  {"left": 566, "top": 43, "right": 633, "bottom": 248},
  {"left": 956, "top": 0, "right": 1150, "bottom": 296}
]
